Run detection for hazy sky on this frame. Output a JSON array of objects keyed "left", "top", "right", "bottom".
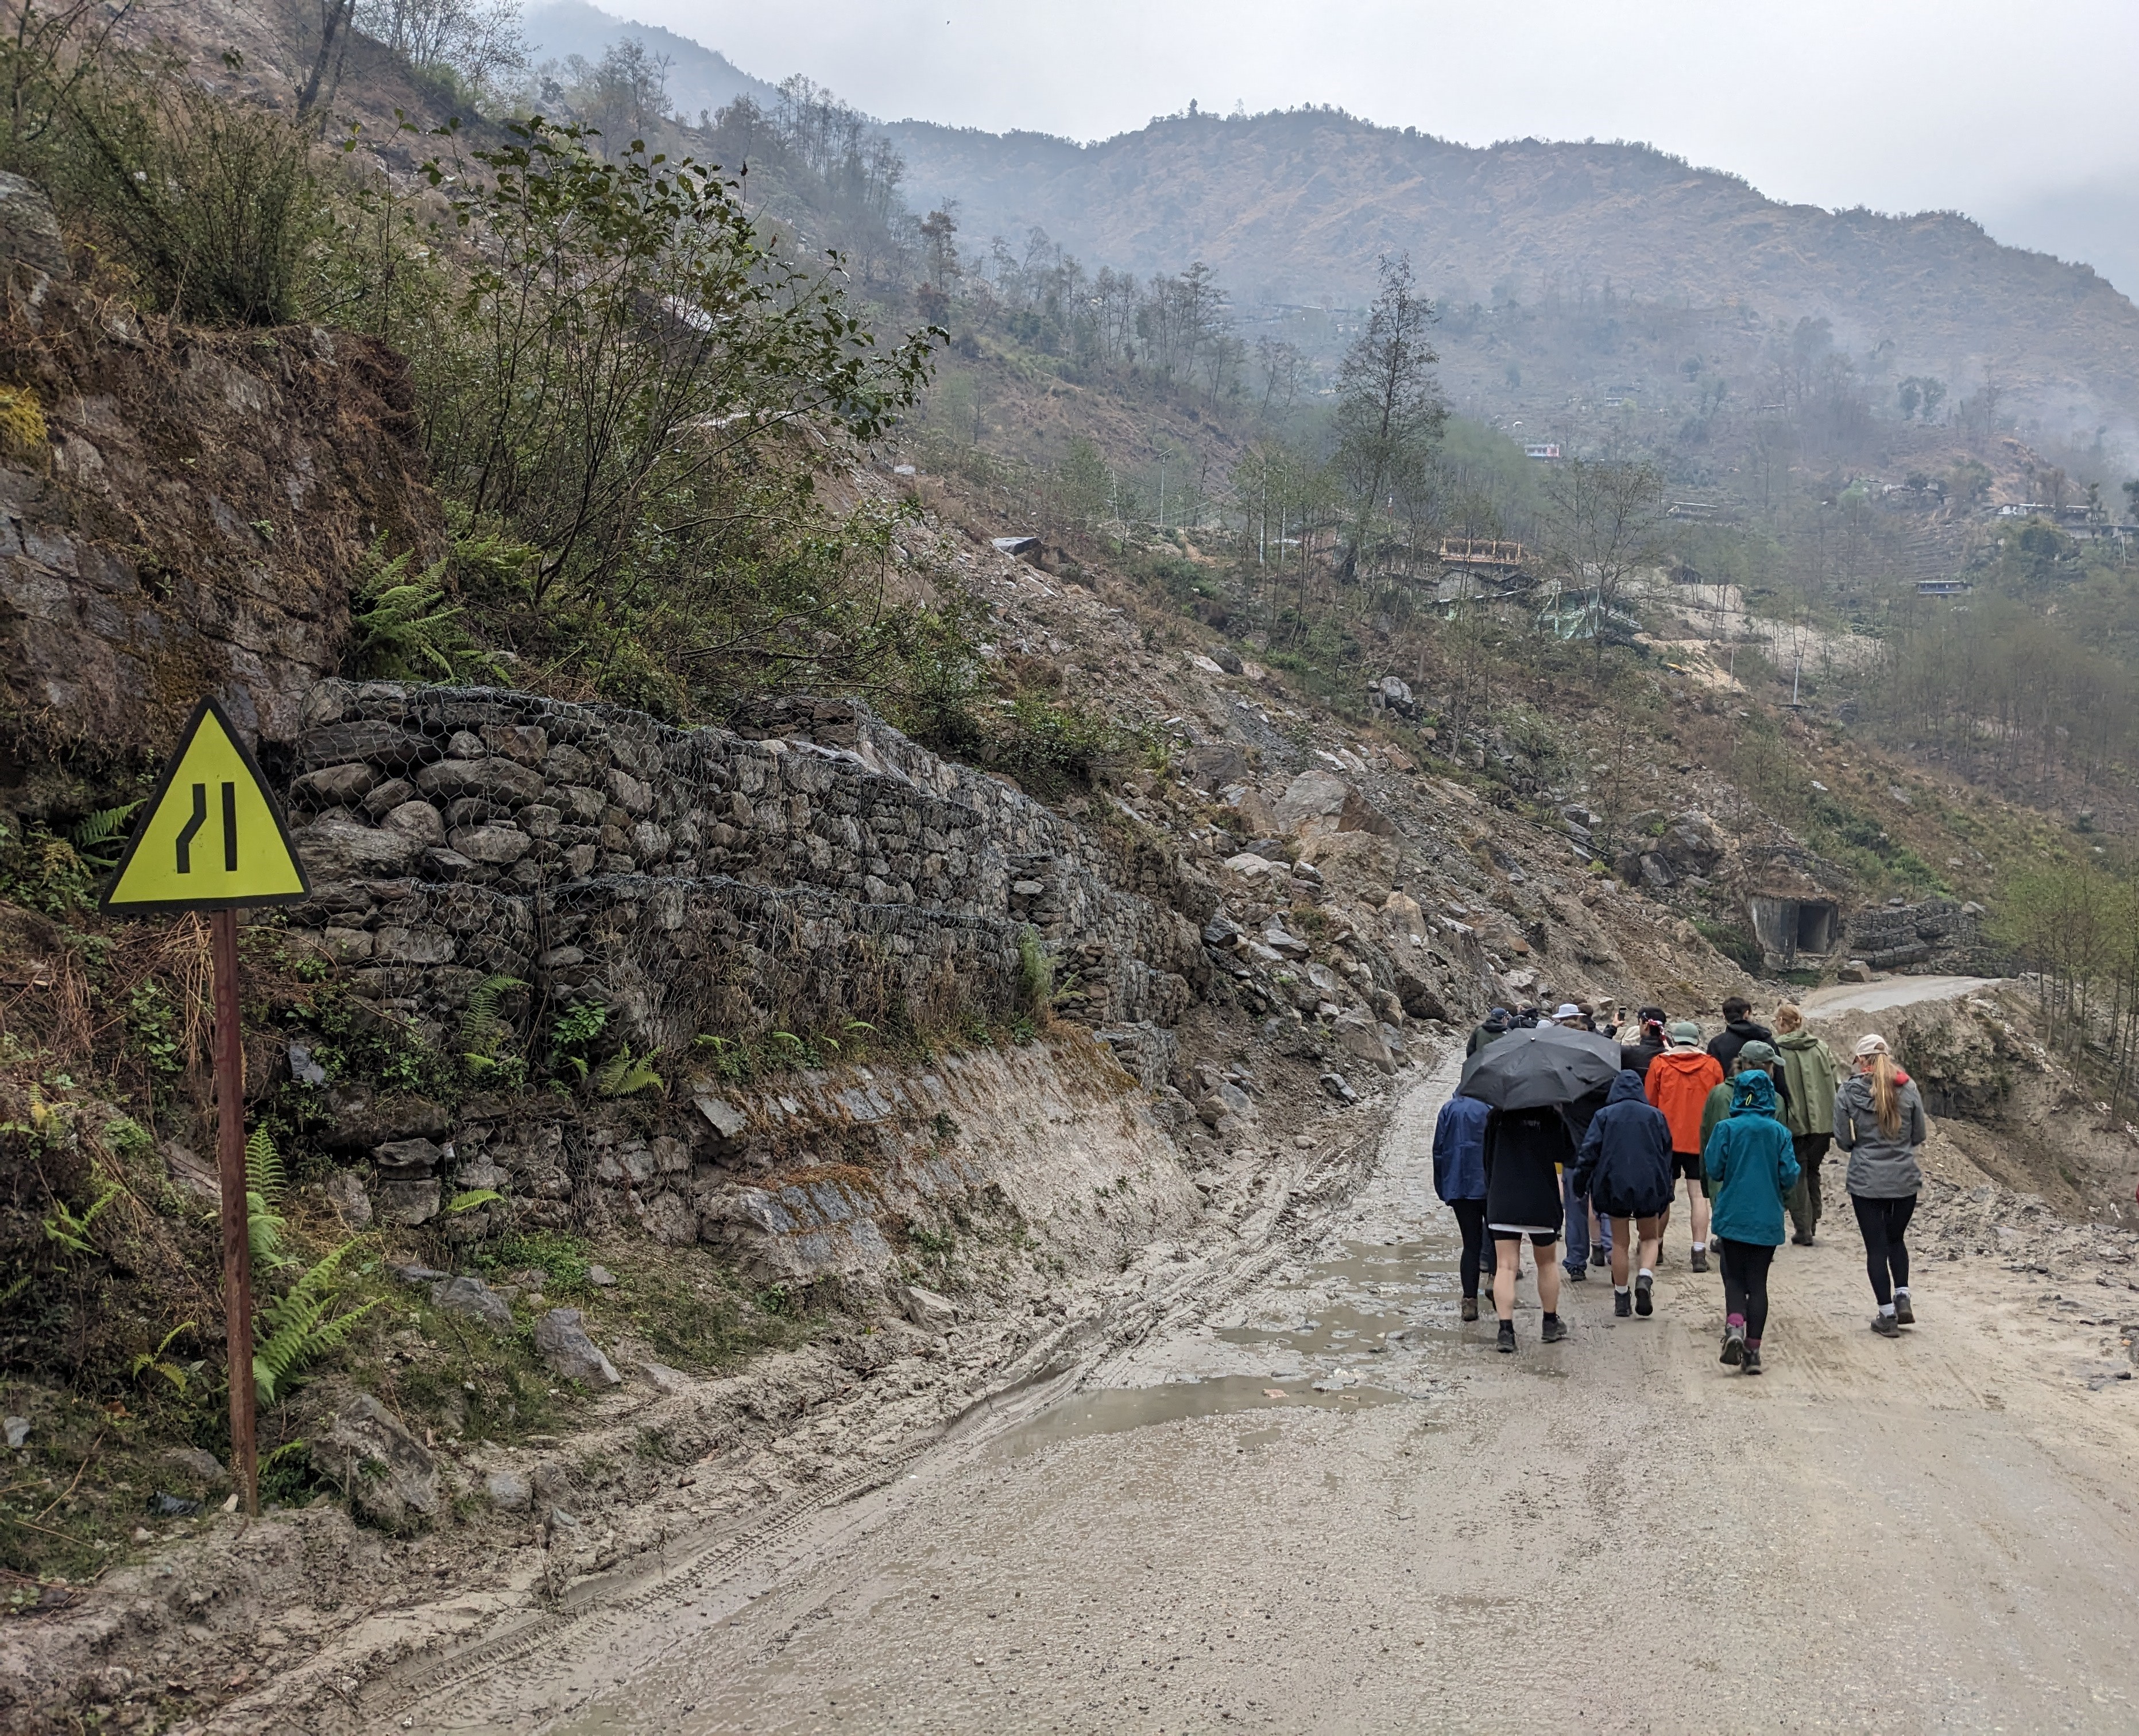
[{"left": 613, "top": 0, "right": 2139, "bottom": 294}]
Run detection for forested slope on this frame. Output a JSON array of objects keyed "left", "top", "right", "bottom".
[{"left": 890, "top": 110, "right": 2139, "bottom": 431}]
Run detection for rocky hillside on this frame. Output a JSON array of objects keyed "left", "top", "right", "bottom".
[{"left": 890, "top": 110, "right": 2139, "bottom": 429}]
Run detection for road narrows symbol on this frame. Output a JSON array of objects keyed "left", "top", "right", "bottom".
[
  {"left": 176, "top": 782, "right": 208, "bottom": 874},
  {"left": 221, "top": 780, "right": 238, "bottom": 871}
]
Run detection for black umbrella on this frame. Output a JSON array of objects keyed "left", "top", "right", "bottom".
[{"left": 1457, "top": 1024, "right": 1624, "bottom": 1110}]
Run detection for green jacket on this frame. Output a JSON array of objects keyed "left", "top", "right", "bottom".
[
  {"left": 1700, "top": 1064, "right": 1788, "bottom": 1150},
  {"left": 1774, "top": 1029, "right": 1845, "bottom": 1140}
]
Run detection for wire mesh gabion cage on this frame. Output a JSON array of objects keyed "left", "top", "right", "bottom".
[{"left": 279, "top": 682, "right": 1204, "bottom": 1067}]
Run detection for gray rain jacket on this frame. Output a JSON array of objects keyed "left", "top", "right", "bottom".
[{"left": 1832, "top": 1071, "right": 1927, "bottom": 1199}]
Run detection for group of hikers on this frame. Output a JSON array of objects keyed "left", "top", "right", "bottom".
[{"left": 1433, "top": 997, "right": 1928, "bottom": 1370}]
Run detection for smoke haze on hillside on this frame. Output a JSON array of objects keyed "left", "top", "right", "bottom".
[{"left": 612, "top": 0, "right": 2139, "bottom": 297}]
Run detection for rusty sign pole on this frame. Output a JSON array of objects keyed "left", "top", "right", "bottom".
[
  {"left": 100, "top": 698, "right": 310, "bottom": 1522},
  {"left": 210, "top": 908, "right": 258, "bottom": 1516}
]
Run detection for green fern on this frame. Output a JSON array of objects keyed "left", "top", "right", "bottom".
[
  {"left": 246, "top": 1127, "right": 285, "bottom": 1202},
  {"left": 42, "top": 1177, "right": 122, "bottom": 1258},
  {"left": 446, "top": 1187, "right": 502, "bottom": 1212},
  {"left": 130, "top": 1321, "right": 197, "bottom": 1396},
  {"left": 245, "top": 1128, "right": 295, "bottom": 1272},
  {"left": 71, "top": 800, "right": 144, "bottom": 871},
  {"left": 253, "top": 1237, "right": 380, "bottom": 1408},
  {"left": 460, "top": 974, "right": 527, "bottom": 1069},
  {"left": 592, "top": 1045, "right": 664, "bottom": 1098},
  {"left": 353, "top": 543, "right": 511, "bottom": 684}
]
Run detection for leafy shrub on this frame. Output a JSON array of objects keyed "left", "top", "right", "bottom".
[{"left": 45, "top": 52, "right": 328, "bottom": 325}]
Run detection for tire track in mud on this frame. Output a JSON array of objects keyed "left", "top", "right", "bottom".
[
  {"left": 312, "top": 1082, "right": 1418, "bottom": 1733},
  {"left": 349, "top": 1437, "right": 941, "bottom": 1729}
]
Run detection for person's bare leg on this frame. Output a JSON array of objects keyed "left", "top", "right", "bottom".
[
  {"left": 1536, "top": 1245, "right": 1561, "bottom": 1316},
  {"left": 1689, "top": 1176, "right": 1712, "bottom": 1250},
  {"left": 1638, "top": 1215, "right": 1662, "bottom": 1272},
  {"left": 1492, "top": 1238, "right": 1521, "bottom": 1322},
  {"left": 1610, "top": 1219, "right": 1634, "bottom": 1288}
]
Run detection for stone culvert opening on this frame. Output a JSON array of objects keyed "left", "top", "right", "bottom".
[{"left": 1747, "top": 896, "right": 1840, "bottom": 968}]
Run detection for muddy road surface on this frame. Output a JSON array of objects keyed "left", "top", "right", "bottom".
[{"left": 381, "top": 1033, "right": 2139, "bottom": 1736}]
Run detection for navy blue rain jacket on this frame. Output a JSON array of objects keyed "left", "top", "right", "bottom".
[
  {"left": 1569, "top": 1070, "right": 1676, "bottom": 1220},
  {"left": 1432, "top": 1092, "right": 1491, "bottom": 1203}
]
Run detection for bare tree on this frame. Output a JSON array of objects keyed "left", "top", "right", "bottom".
[
  {"left": 355, "top": 0, "right": 527, "bottom": 105},
  {"left": 1332, "top": 253, "right": 1444, "bottom": 582},
  {"left": 1541, "top": 457, "right": 1669, "bottom": 660},
  {"left": 1254, "top": 335, "right": 1305, "bottom": 418}
]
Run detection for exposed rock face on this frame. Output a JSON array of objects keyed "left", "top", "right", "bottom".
[
  {"left": 430, "top": 1273, "right": 515, "bottom": 1333},
  {"left": 0, "top": 277, "right": 431, "bottom": 782},
  {"left": 1273, "top": 769, "right": 1394, "bottom": 838},
  {"left": 0, "top": 172, "right": 69, "bottom": 290},
  {"left": 311, "top": 1393, "right": 438, "bottom": 1532},
  {"left": 531, "top": 1308, "right": 622, "bottom": 1386}
]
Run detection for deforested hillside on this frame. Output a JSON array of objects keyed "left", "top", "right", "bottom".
[{"left": 888, "top": 109, "right": 2139, "bottom": 433}]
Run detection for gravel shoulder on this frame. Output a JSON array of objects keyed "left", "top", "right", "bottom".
[{"left": 440, "top": 1037, "right": 2139, "bottom": 1736}]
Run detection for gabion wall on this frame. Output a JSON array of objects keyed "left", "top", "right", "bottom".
[{"left": 281, "top": 683, "right": 1203, "bottom": 1049}]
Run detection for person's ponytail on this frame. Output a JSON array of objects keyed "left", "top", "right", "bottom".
[{"left": 1869, "top": 1052, "right": 1904, "bottom": 1140}]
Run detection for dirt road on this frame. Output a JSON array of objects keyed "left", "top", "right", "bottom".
[
  {"left": 1798, "top": 975, "right": 2003, "bottom": 1019},
  {"left": 379, "top": 1024, "right": 2139, "bottom": 1736}
]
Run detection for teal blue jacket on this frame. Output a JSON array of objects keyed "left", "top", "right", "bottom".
[{"left": 1701, "top": 1072, "right": 1800, "bottom": 1246}]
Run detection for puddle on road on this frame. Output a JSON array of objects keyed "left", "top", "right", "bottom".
[
  {"left": 991, "top": 1374, "right": 1409, "bottom": 1458},
  {"left": 993, "top": 1231, "right": 1480, "bottom": 1459},
  {"left": 989, "top": 1070, "right": 1504, "bottom": 1461}
]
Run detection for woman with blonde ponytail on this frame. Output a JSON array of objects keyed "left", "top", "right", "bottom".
[{"left": 1833, "top": 1033, "right": 1928, "bottom": 1337}]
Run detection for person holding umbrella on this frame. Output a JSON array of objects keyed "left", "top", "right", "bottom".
[
  {"left": 1482, "top": 1102, "right": 1572, "bottom": 1353},
  {"left": 1459, "top": 1022, "right": 1623, "bottom": 1354}
]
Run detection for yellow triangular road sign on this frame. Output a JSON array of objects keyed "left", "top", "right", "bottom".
[{"left": 100, "top": 696, "right": 310, "bottom": 913}]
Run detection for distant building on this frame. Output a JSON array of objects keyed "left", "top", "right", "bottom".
[
  {"left": 1916, "top": 579, "right": 1970, "bottom": 595},
  {"left": 1523, "top": 443, "right": 1561, "bottom": 460}
]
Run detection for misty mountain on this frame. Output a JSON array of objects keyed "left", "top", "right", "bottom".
[
  {"left": 520, "top": 1, "right": 779, "bottom": 123},
  {"left": 888, "top": 109, "right": 2139, "bottom": 434}
]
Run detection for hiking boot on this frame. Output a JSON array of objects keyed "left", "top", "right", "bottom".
[
  {"left": 1893, "top": 1294, "right": 1915, "bottom": 1326},
  {"left": 1689, "top": 1246, "right": 1710, "bottom": 1273},
  {"left": 1871, "top": 1313, "right": 1901, "bottom": 1339},
  {"left": 1541, "top": 1313, "right": 1570, "bottom": 1345},
  {"left": 1562, "top": 1264, "right": 1588, "bottom": 1284},
  {"left": 1790, "top": 1233, "right": 1815, "bottom": 1247},
  {"left": 1614, "top": 1289, "right": 1633, "bottom": 1319},
  {"left": 1720, "top": 1324, "right": 1746, "bottom": 1366},
  {"left": 1460, "top": 1296, "right": 1479, "bottom": 1323},
  {"left": 1496, "top": 1320, "right": 1517, "bottom": 1354},
  {"left": 1590, "top": 1246, "right": 1610, "bottom": 1268},
  {"left": 1743, "top": 1346, "right": 1763, "bottom": 1375},
  {"left": 1634, "top": 1276, "right": 1654, "bottom": 1317}
]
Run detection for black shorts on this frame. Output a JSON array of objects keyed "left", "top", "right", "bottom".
[
  {"left": 1670, "top": 1153, "right": 1702, "bottom": 1181},
  {"left": 1489, "top": 1229, "right": 1561, "bottom": 1247}
]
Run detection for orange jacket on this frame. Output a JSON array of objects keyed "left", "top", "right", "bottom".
[{"left": 1646, "top": 1048, "right": 1725, "bottom": 1154}]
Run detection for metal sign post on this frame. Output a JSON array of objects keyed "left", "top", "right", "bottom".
[
  {"left": 99, "top": 697, "right": 311, "bottom": 1517},
  {"left": 208, "top": 909, "right": 256, "bottom": 1512}
]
